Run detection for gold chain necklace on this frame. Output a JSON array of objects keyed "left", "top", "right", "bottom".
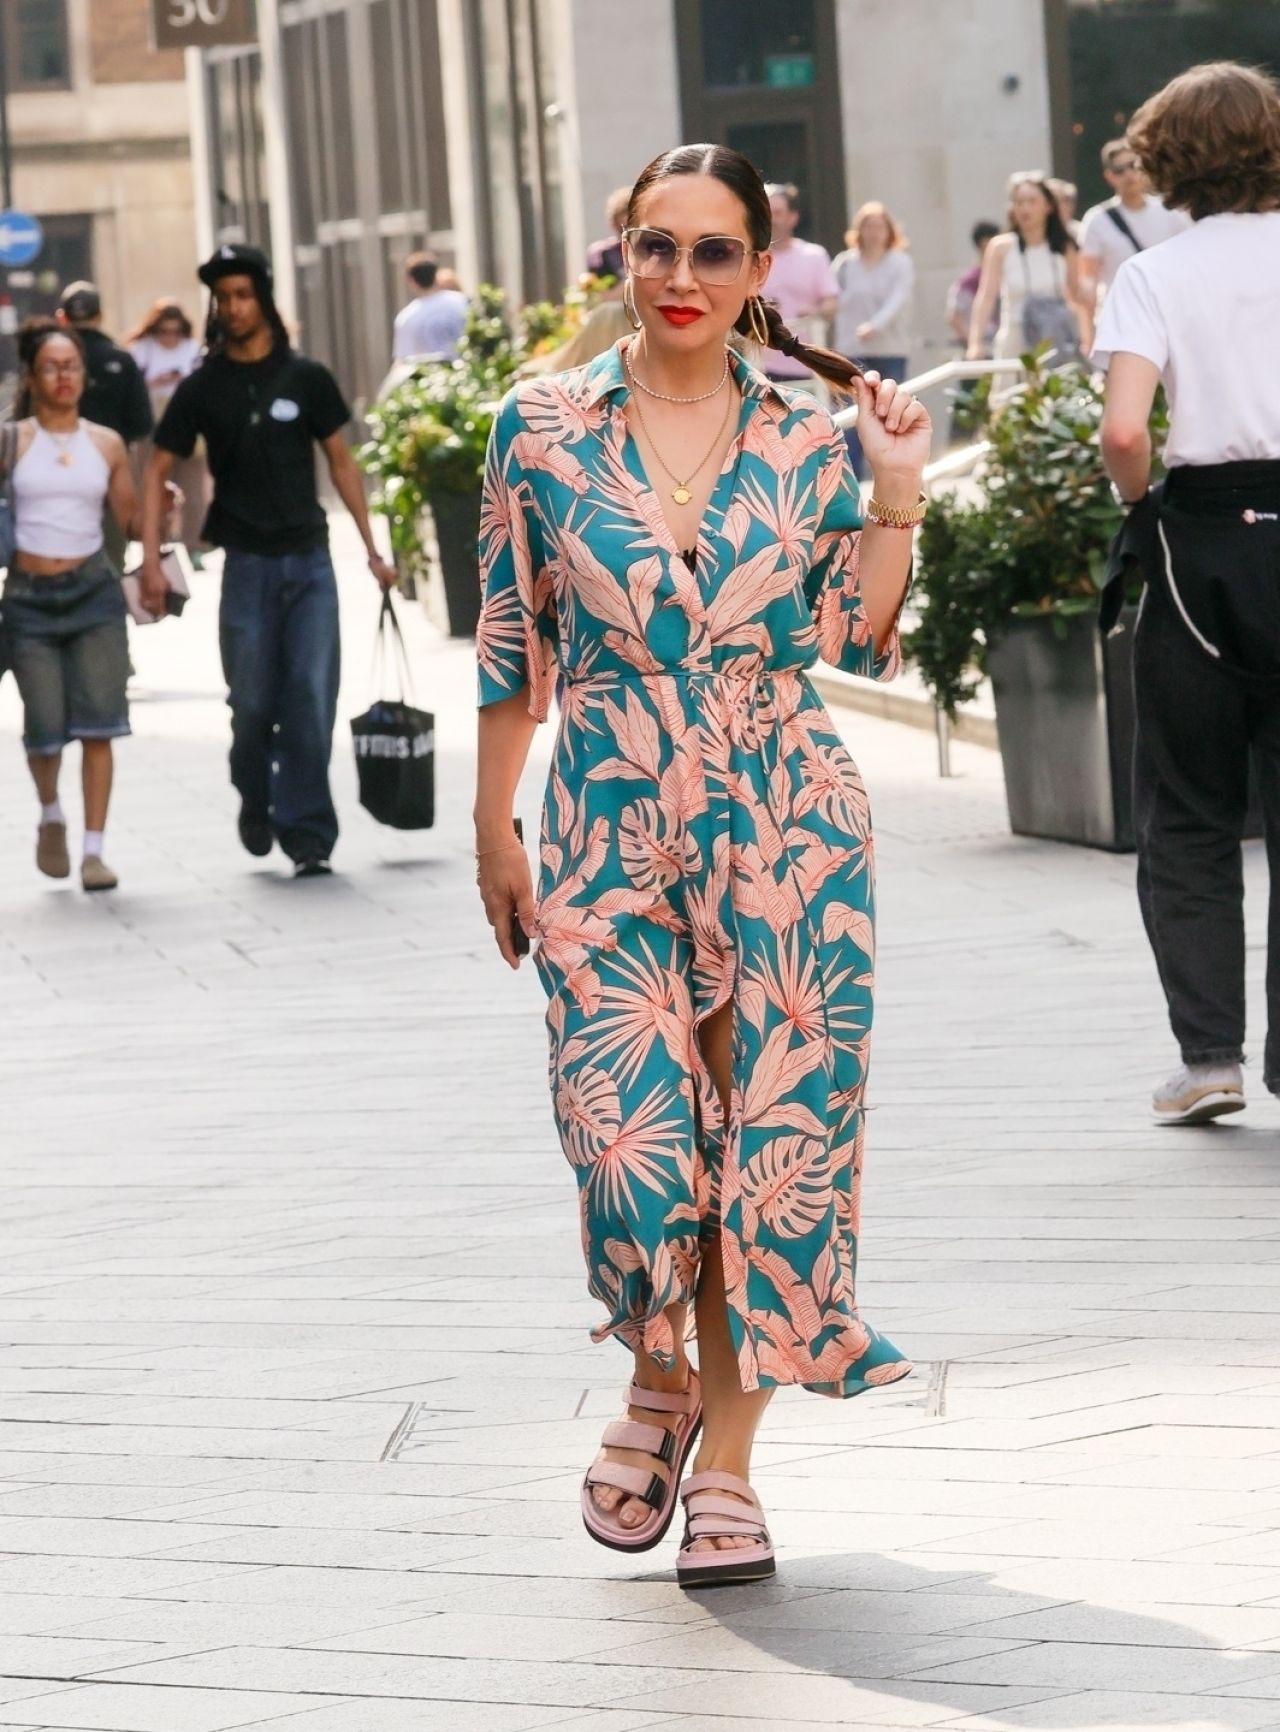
[
  {"left": 626, "top": 362, "right": 735, "bottom": 507},
  {"left": 46, "top": 426, "right": 77, "bottom": 467}
]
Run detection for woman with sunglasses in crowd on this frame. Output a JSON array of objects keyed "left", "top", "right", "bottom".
[
  {"left": 2, "top": 322, "right": 147, "bottom": 892},
  {"left": 126, "top": 298, "right": 209, "bottom": 561},
  {"left": 474, "top": 143, "right": 930, "bottom": 1588}
]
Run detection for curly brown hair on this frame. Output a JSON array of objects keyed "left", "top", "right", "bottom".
[{"left": 1127, "top": 61, "right": 1280, "bottom": 220}]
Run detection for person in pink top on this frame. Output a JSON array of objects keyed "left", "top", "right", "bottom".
[{"left": 760, "top": 183, "right": 838, "bottom": 382}]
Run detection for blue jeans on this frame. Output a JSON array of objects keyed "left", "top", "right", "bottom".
[
  {"left": 219, "top": 547, "right": 340, "bottom": 861},
  {"left": 843, "top": 354, "right": 908, "bottom": 480}
]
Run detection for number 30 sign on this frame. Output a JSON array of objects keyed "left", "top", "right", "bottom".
[{"left": 151, "top": 0, "right": 257, "bottom": 49}]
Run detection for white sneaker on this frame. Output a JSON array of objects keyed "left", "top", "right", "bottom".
[{"left": 1152, "top": 1062, "right": 1246, "bottom": 1125}]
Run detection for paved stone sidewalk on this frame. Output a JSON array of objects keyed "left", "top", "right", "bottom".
[{"left": 1, "top": 529, "right": 1278, "bottom": 1732}]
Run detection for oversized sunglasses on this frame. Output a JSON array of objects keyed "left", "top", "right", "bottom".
[{"left": 623, "top": 227, "right": 755, "bottom": 285}]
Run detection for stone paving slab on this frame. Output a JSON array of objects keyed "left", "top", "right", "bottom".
[{"left": 1, "top": 523, "right": 1278, "bottom": 1730}]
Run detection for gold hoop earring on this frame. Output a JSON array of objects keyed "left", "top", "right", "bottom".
[
  {"left": 747, "top": 295, "right": 770, "bottom": 347},
  {"left": 622, "top": 278, "right": 642, "bottom": 331}
]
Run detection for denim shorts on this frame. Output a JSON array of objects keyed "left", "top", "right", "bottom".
[{"left": 2, "top": 554, "right": 130, "bottom": 755}]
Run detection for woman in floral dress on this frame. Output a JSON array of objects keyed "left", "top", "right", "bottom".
[{"left": 475, "top": 144, "right": 931, "bottom": 1587}]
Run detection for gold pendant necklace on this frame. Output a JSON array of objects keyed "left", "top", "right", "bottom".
[
  {"left": 47, "top": 428, "right": 76, "bottom": 467},
  {"left": 626, "top": 361, "right": 735, "bottom": 508}
]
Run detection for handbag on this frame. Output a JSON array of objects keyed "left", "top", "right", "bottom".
[
  {"left": 1019, "top": 249, "right": 1081, "bottom": 363},
  {"left": 350, "top": 591, "right": 436, "bottom": 829},
  {"left": 0, "top": 419, "right": 19, "bottom": 572}
]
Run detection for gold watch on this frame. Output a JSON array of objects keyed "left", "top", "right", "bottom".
[{"left": 866, "top": 491, "right": 928, "bottom": 529}]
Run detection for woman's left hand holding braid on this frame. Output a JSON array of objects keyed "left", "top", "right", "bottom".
[{"left": 852, "top": 369, "right": 932, "bottom": 488}]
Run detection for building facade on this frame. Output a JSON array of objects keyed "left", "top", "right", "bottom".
[
  {"left": 8, "top": 0, "right": 197, "bottom": 334},
  {"left": 187, "top": 0, "right": 1279, "bottom": 408}
]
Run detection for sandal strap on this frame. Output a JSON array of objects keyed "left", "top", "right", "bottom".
[
  {"left": 584, "top": 1459, "right": 666, "bottom": 1508},
  {"left": 684, "top": 1491, "right": 764, "bottom": 1525},
  {"left": 688, "top": 1511, "right": 768, "bottom": 1540},
  {"left": 602, "top": 1418, "right": 677, "bottom": 1465},
  {"left": 681, "top": 1469, "right": 760, "bottom": 1507},
  {"left": 627, "top": 1376, "right": 699, "bottom": 1415}
]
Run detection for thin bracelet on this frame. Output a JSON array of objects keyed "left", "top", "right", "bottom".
[{"left": 475, "top": 840, "right": 524, "bottom": 860}]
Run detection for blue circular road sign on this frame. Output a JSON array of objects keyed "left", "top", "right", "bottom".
[{"left": 0, "top": 211, "right": 45, "bottom": 269}]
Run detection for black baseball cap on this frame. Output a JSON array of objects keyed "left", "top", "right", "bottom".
[
  {"left": 59, "top": 281, "right": 101, "bottom": 322},
  {"left": 198, "top": 243, "right": 274, "bottom": 292}
]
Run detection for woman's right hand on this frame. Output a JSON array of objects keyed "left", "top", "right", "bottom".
[{"left": 476, "top": 835, "right": 536, "bottom": 969}]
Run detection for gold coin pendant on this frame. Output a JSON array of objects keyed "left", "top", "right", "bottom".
[{"left": 672, "top": 485, "right": 691, "bottom": 505}]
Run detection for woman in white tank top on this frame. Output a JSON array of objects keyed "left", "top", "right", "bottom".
[
  {"left": 1, "top": 324, "right": 140, "bottom": 892},
  {"left": 968, "top": 174, "right": 1085, "bottom": 365}
]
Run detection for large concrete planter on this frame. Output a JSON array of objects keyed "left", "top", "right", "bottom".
[
  {"left": 987, "top": 608, "right": 1138, "bottom": 852},
  {"left": 427, "top": 486, "right": 483, "bottom": 638}
]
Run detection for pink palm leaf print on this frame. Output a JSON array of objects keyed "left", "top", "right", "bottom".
[
  {"left": 588, "top": 1078, "right": 688, "bottom": 1220},
  {"left": 742, "top": 1134, "right": 835, "bottom": 1239},
  {"left": 566, "top": 934, "right": 693, "bottom": 1087},
  {"left": 793, "top": 741, "right": 873, "bottom": 831}
]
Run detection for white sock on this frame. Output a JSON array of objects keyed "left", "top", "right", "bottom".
[
  {"left": 84, "top": 830, "right": 105, "bottom": 860},
  {"left": 40, "top": 801, "right": 65, "bottom": 826}
]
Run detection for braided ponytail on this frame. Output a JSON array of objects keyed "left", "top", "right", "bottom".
[{"left": 736, "top": 298, "right": 863, "bottom": 393}]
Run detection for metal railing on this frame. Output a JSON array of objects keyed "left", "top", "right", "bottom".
[{"left": 828, "top": 356, "right": 1033, "bottom": 775}]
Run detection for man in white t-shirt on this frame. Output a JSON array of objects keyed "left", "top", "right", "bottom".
[
  {"left": 760, "top": 183, "right": 838, "bottom": 382},
  {"left": 1079, "top": 138, "right": 1190, "bottom": 312},
  {"left": 392, "top": 253, "right": 469, "bottom": 362},
  {"left": 1092, "top": 64, "right": 1280, "bottom": 1128}
]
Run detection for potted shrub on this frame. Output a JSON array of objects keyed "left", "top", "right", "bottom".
[
  {"left": 907, "top": 356, "right": 1166, "bottom": 851},
  {"left": 361, "top": 286, "right": 577, "bottom": 637}
]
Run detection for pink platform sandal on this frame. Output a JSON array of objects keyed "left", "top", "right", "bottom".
[
  {"left": 581, "top": 1372, "right": 702, "bottom": 1554},
  {"left": 676, "top": 1470, "right": 776, "bottom": 1588}
]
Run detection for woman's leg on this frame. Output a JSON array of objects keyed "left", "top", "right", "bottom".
[
  {"left": 688, "top": 1000, "right": 774, "bottom": 1553},
  {"left": 81, "top": 740, "right": 113, "bottom": 835},
  {"left": 588, "top": 1300, "right": 693, "bottom": 1534}
]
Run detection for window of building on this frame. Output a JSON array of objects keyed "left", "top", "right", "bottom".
[
  {"left": 8, "top": 0, "right": 72, "bottom": 90},
  {"left": 700, "top": 0, "right": 816, "bottom": 91},
  {"left": 1048, "top": 0, "right": 1280, "bottom": 203}
]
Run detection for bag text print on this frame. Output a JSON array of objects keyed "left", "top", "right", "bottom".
[{"left": 354, "top": 731, "right": 435, "bottom": 761}]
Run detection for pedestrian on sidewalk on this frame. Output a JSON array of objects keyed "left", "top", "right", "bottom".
[
  {"left": 391, "top": 253, "right": 469, "bottom": 362},
  {"left": 474, "top": 143, "right": 929, "bottom": 1588},
  {"left": 125, "top": 298, "right": 209, "bottom": 562},
  {"left": 2, "top": 322, "right": 141, "bottom": 893},
  {"left": 1079, "top": 139, "right": 1190, "bottom": 319},
  {"left": 56, "top": 283, "right": 152, "bottom": 570},
  {"left": 140, "top": 245, "right": 397, "bottom": 878},
  {"left": 968, "top": 174, "right": 1085, "bottom": 366},
  {"left": 759, "top": 182, "right": 838, "bottom": 385},
  {"left": 831, "top": 200, "right": 915, "bottom": 476},
  {"left": 1094, "top": 61, "right": 1280, "bottom": 1124}
]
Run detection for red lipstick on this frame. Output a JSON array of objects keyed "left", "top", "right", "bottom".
[{"left": 659, "top": 306, "right": 705, "bottom": 326}]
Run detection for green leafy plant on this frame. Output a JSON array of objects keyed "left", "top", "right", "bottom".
[
  {"left": 906, "top": 354, "right": 1167, "bottom": 716},
  {"left": 359, "top": 283, "right": 584, "bottom": 582}
]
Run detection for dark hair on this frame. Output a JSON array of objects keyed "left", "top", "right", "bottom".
[
  {"left": 627, "top": 144, "right": 862, "bottom": 391},
  {"left": 123, "top": 298, "right": 194, "bottom": 346},
  {"left": 971, "top": 219, "right": 999, "bottom": 247},
  {"left": 405, "top": 251, "right": 439, "bottom": 291},
  {"left": 1006, "top": 174, "right": 1077, "bottom": 255},
  {"left": 203, "top": 274, "right": 290, "bottom": 356},
  {"left": 1128, "top": 60, "right": 1280, "bottom": 219},
  {"left": 14, "top": 318, "right": 85, "bottom": 418}
]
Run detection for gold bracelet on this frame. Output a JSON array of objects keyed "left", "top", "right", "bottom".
[
  {"left": 475, "top": 840, "right": 524, "bottom": 860},
  {"left": 866, "top": 491, "right": 928, "bottom": 529}
]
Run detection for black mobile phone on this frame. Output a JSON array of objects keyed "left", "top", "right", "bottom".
[{"left": 511, "top": 818, "right": 530, "bottom": 957}]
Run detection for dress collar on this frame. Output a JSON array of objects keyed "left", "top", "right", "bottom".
[{"left": 580, "top": 337, "right": 791, "bottom": 411}]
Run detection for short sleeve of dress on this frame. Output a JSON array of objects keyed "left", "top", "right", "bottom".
[
  {"left": 803, "top": 425, "right": 901, "bottom": 683},
  {"left": 476, "top": 391, "right": 557, "bottom": 719}
]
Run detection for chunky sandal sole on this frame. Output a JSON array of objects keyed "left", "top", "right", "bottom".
[{"left": 677, "top": 1550, "right": 776, "bottom": 1589}]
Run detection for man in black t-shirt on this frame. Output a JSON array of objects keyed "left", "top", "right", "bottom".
[{"left": 141, "top": 245, "right": 397, "bottom": 876}]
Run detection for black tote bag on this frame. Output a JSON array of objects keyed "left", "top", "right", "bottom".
[{"left": 350, "top": 592, "right": 436, "bottom": 829}]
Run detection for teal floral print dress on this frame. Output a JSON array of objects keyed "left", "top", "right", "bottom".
[{"left": 478, "top": 339, "right": 911, "bottom": 1399}]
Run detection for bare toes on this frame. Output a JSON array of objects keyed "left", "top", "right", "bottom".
[
  {"left": 618, "top": 1497, "right": 648, "bottom": 1529},
  {"left": 592, "top": 1485, "right": 622, "bottom": 1513}
]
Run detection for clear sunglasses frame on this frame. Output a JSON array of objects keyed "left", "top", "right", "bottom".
[{"left": 622, "top": 226, "right": 757, "bottom": 286}]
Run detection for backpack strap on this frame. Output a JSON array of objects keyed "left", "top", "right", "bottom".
[{"left": 1106, "top": 206, "right": 1144, "bottom": 252}]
